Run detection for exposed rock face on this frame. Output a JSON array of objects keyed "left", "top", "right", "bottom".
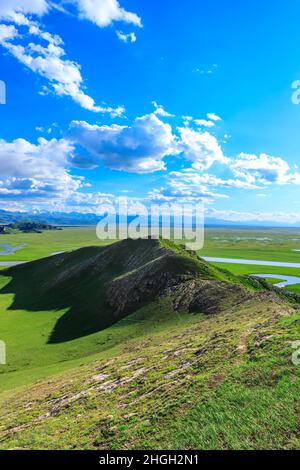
[
  {"left": 105, "top": 247, "right": 253, "bottom": 317},
  {"left": 105, "top": 254, "right": 193, "bottom": 317},
  {"left": 170, "top": 279, "right": 253, "bottom": 314}
]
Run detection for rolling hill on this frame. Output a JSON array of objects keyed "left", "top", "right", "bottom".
[{"left": 0, "top": 239, "right": 299, "bottom": 449}]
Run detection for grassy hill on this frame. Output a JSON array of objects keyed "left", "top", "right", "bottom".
[{"left": 0, "top": 239, "right": 299, "bottom": 449}]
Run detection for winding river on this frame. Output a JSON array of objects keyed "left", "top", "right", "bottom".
[
  {"left": 203, "top": 256, "right": 300, "bottom": 268},
  {"left": 0, "top": 243, "right": 27, "bottom": 255},
  {"left": 202, "top": 257, "right": 300, "bottom": 287},
  {"left": 249, "top": 273, "right": 300, "bottom": 288}
]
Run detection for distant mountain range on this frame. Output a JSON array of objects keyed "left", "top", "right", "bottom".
[
  {"left": 0, "top": 209, "right": 299, "bottom": 228},
  {"left": 0, "top": 209, "right": 103, "bottom": 226}
]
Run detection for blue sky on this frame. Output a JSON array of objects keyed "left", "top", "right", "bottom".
[{"left": 1, "top": 0, "right": 300, "bottom": 224}]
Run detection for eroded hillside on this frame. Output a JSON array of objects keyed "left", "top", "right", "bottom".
[
  {"left": 1, "top": 295, "right": 299, "bottom": 450},
  {"left": 0, "top": 239, "right": 299, "bottom": 449}
]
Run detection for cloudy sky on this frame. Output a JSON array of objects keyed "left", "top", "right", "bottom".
[{"left": 1, "top": 0, "right": 300, "bottom": 224}]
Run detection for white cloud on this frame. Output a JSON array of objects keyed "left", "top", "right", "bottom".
[
  {"left": 231, "top": 153, "right": 300, "bottom": 185},
  {"left": 150, "top": 171, "right": 229, "bottom": 202},
  {"left": 0, "top": 136, "right": 83, "bottom": 199},
  {"left": 207, "top": 113, "right": 222, "bottom": 122},
  {"left": 0, "top": 0, "right": 142, "bottom": 28},
  {"left": 149, "top": 169, "right": 259, "bottom": 204},
  {"left": 0, "top": 0, "right": 48, "bottom": 24},
  {"left": 116, "top": 30, "right": 136, "bottom": 43},
  {"left": 0, "top": 23, "right": 18, "bottom": 42},
  {"left": 69, "top": 113, "right": 177, "bottom": 173},
  {"left": 0, "top": 0, "right": 136, "bottom": 113},
  {"left": 174, "top": 171, "right": 259, "bottom": 190},
  {"left": 194, "top": 119, "right": 215, "bottom": 128},
  {"left": 3, "top": 101, "right": 300, "bottom": 215},
  {"left": 72, "top": 0, "right": 142, "bottom": 28},
  {"left": 152, "top": 101, "right": 174, "bottom": 117},
  {"left": 206, "top": 208, "right": 300, "bottom": 225},
  {"left": 194, "top": 64, "right": 218, "bottom": 75},
  {"left": 177, "top": 126, "right": 229, "bottom": 170},
  {"left": 0, "top": 134, "right": 124, "bottom": 212},
  {"left": 0, "top": 22, "right": 124, "bottom": 114},
  {"left": 35, "top": 122, "right": 58, "bottom": 134}
]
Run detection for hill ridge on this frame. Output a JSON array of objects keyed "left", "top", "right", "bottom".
[{"left": 1, "top": 238, "right": 263, "bottom": 344}]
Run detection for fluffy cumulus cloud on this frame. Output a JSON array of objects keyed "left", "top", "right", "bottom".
[
  {"left": 0, "top": 25, "right": 116, "bottom": 113},
  {"left": 69, "top": 113, "right": 177, "bottom": 173},
  {"left": 0, "top": 23, "right": 17, "bottom": 41},
  {"left": 0, "top": 0, "right": 141, "bottom": 27},
  {"left": 152, "top": 101, "right": 174, "bottom": 118},
  {"left": 0, "top": 137, "right": 83, "bottom": 200},
  {"left": 0, "top": 0, "right": 48, "bottom": 23},
  {"left": 156, "top": 151, "right": 300, "bottom": 204},
  {"left": 0, "top": 135, "right": 122, "bottom": 212},
  {"left": 2, "top": 104, "right": 300, "bottom": 212},
  {"left": 231, "top": 153, "right": 300, "bottom": 185},
  {"left": 149, "top": 173, "right": 228, "bottom": 203},
  {"left": 0, "top": 0, "right": 140, "bottom": 112},
  {"left": 148, "top": 170, "right": 262, "bottom": 205},
  {"left": 177, "top": 126, "right": 229, "bottom": 170},
  {"left": 73, "top": 0, "right": 142, "bottom": 28},
  {"left": 149, "top": 170, "right": 259, "bottom": 204}
]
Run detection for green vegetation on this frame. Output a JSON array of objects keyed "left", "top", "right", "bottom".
[
  {"left": 0, "top": 227, "right": 111, "bottom": 261},
  {"left": 208, "top": 262, "right": 300, "bottom": 278},
  {"left": 200, "top": 227, "right": 300, "bottom": 263},
  {"left": 1, "top": 225, "right": 300, "bottom": 266},
  {"left": 198, "top": 227, "right": 300, "bottom": 294},
  {"left": 5, "top": 221, "right": 60, "bottom": 234},
  {"left": 260, "top": 277, "right": 285, "bottom": 285},
  {"left": 286, "top": 284, "right": 300, "bottom": 294},
  {"left": 0, "top": 291, "right": 299, "bottom": 449},
  {"left": 0, "top": 238, "right": 262, "bottom": 391},
  {"left": 0, "top": 231, "right": 299, "bottom": 450}
]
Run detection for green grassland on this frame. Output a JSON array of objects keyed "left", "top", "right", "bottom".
[
  {"left": 1, "top": 226, "right": 300, "bottom": 294},
  {"left": 0, "top": 294, "right": 299, "bottom": 450},
  {"left": 285, "top": 284, "right": 300, "bottom": 294},
  {"left": 0, "top": 229, "right": 300, "bottom": 449},
  {"left": 1, "top": 226, "right": 300, "bottom": 263},
  {"left": 0, "top": 238, "right": 260, "bottom": 393},
  {"left": 201, "top": 227, "right": 300, "bottom": 262},
  {"left": 0, "top": 227, "right": 111, "bottom": 261},
  {"left": 208, "top": 263, "right": 300, "bottom": 294},
  {"left": 200, "top": 227, "right": 300, "bottom": 294}
]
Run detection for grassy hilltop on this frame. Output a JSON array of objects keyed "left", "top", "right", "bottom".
[{"left": 0, "top": 238, "right": 300, "bottom": 449}]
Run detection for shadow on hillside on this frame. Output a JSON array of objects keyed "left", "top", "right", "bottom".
[
  {"left": 0, "top": 272, "right": 114, "bottom": 344},
  {"left": 0, "top": 248, "right": 120, "bottom": 344},
  {"left": 0, "top": 239, "right": 189, "bottom": 344}
]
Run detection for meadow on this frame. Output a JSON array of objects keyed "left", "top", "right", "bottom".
[
  {"left": 1, "top": 226, "right": 300, "bottom": 260},
  {"left": 1, "top": 225, "right": 300, "bottom": 290},
  {"left": 0, "top": 227, "right": 300, "bottom": 449},
  {"left": 202, "top": 227, "right": 300, "bottom": 294},
  {"left": 0, "top": 227, "right": 111, "bottom": 261},
  {"left": 1, "top": 291, "right": 299, "bottom": 450},
  {"left": 1, "top": 226, "right": 300, "bottom": 390}
]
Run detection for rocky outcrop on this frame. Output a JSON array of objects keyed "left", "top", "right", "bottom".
[
  {"left": 105, "top": 254, "right": 193, "bottom": 317},
  {"left": 105, "top": 250, "right": 252, "bottom": 317},
  {"left": 170, "top": 279, "right": 253, "bottom": 314}
]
